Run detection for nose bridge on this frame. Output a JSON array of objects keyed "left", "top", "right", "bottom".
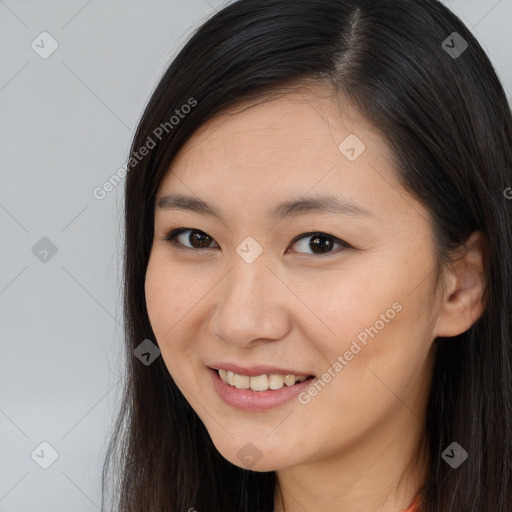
[{"left": 210, "top": 248, "right": 290, "bottom": 345}]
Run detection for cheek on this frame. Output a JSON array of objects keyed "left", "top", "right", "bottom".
[
  {"left": 291, "top": 267, "right": 400, "bottom": 351},
  {"left": 144, "top": 270, "right": 172, "bottom": 339},
  {"left": 295, "top": 263, "right": 433, "bottom": 389},
  {"left": 144, "top": 253, "right": 213, "bottom": 377},
  {"left": 144, "top": 255, "right": 188, "bottom": 344},
  {"left": 334, "top": 298, "right": 433, "bottom": 409},
  {"left": 144, "top": 265, "right": 191, "bottom": 386}
]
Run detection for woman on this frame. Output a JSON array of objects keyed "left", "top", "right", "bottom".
[{"left": 102, "top": 1, "right": 512, "bottom": 511}]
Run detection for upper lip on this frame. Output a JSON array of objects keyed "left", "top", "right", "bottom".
[{"left": 208, "top": 363, "right": 315, "bottom": 377}]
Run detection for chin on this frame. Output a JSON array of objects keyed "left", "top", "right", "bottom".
[
  {"left": 211, "top": 437, "right": 302, "bottom": 472},
  {"left": 224, "top": 452, "right": 284, "bottom": 472}
]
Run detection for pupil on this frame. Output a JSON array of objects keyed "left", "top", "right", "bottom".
[
  {"left": 311, "top": 235, "right": 332, "bottom": 254},
  {"left": 192, "top": 232, "right": 210, "bottom": 248}
]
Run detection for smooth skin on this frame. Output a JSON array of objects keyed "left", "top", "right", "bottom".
[{"left": 144, "top": 83, "right": 486, "bottom": 512}]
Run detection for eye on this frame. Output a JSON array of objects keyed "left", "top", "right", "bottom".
[
  {"left": 163, "top": 228, "right": 219, "bottom": 250},
  {"left": 161, "top": 228, "right": 351, "bottom": 255},
  {"left": 287, "top": 232, "right": 351, "bottom": 255}
]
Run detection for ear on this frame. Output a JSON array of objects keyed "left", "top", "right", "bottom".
[{"left": 434, "top": 231, "right": 487, "bottom": 338}]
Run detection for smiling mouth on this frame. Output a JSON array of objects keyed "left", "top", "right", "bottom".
[{"left": 213, "top": 368, "right": 315, "bottom": 392}]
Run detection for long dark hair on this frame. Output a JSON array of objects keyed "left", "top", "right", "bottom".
[{"left": 101, "top": 1, "right": 512, "bottom": 510}]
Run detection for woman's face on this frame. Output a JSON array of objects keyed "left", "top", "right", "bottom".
[{"left": 145, "top": 85, "right": 441, "bottom": 472}]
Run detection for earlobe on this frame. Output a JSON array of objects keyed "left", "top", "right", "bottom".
[{"left": 434, "top": 231, "right": 487, "bottom": 338}]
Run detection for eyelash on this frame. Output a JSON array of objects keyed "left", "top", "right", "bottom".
[{"left": 160, "top": 227, "right": 352, "bottom": 256}]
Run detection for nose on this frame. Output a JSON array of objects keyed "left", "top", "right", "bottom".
[{"left": 209, "top": 254, "right": 292, "bottom": 348}]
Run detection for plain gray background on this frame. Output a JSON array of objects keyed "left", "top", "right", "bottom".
[{"left": 1, "top": 1, "right": 511, "bottom": 510}]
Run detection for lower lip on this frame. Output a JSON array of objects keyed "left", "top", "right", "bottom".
[{"left": 208, "top": 367, "right": 315, "bottom": 411}]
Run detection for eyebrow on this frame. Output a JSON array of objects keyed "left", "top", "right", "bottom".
[{"left": 156, "top": 193, "right": 373, "bottom": 222}]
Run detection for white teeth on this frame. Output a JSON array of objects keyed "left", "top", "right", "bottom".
[
  {"left": 216, "top": 369, "right": 310, "bottom": 391},
  {"left": 249, "top": 375, "right": 268, "bottom": 391},
  {"left": 284, "top": 375, "right": 296, "bottom": 386},
  {"left": 234, "top": 373, "right": 250, "bottom": 389},
  {"left": 268, "top": 374, "right": 285, "bottom": 390}
]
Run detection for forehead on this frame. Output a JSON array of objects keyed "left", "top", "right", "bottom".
[{"left": 161, "top": 85, "right": 395, "bottom": 187}]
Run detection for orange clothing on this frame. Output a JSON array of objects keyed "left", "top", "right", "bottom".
[{"left": 401, "top": 494, "right": 421, "bottom": 512}]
